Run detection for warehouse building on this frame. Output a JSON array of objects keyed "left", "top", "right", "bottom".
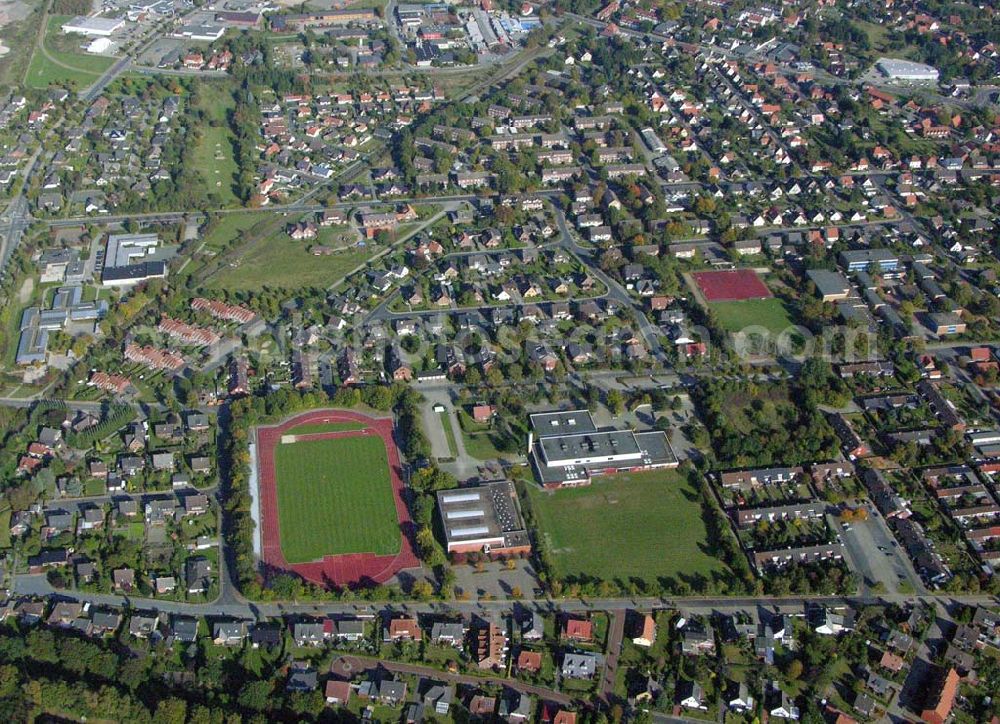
[
  {"left": 876, "top": 58, "right": 939, "bottom": 82},
  {"left": 61, "top": 16, "right": 126, "bottom": 36}
]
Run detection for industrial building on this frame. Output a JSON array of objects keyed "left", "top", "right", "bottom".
[
  {"left": 61, "top": 16, "right": 126, "bottom": 36},
  {"left": 876, "top": 58, "right": 939, "bottom": 82}
]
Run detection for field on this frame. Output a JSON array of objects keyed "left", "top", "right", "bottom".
[
  {"left": 205, "top": 227, "right": 371, "bottom": 291},
  {"left": 692, "top": 269, "right": 772, "bottom": 302},
  {"left": 710, "top": 297, "right": 797, "bottom": 336},
  {"left": 528, "top": 469, "right": 723, "bottom": 583},
  {"left": 272, "top": 433, "right": 400, "bottom": 563},
  {"left": 25, "top": 15, "right": 115, "bottom": 89},
  {"left": 191, "top": 83, "right": 239, "bottom": 206}
]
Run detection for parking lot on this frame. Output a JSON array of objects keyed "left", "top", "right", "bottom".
[{"left": 833, "top": 507, "right": 924, "bottom": 594}]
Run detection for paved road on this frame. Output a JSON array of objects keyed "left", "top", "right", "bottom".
[
  {"left": 554, "top": 208, "right": 668, "bottom": 363},
  {"left": 81, "top": 56, "right": 132, "bottom": 102},
  {"left": 10, "top": 572, "right": 997, "bottom": 620},
  {"left": 600, "top": 609, "right": 626, "bottom": 703}
]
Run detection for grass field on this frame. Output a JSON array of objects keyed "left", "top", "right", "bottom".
[
  {"left": 191, "top": 83, "right": 239, "bottom": 206},
  {"left": 206, "top": 235, "right": 373, "bottom": 291},
  {"left": 273, "top": 435, "right": 400, "bottom": 562},
  {"left": 528, "top": 470, "right": 723, "bottom": 583},
  {"left": 201, "top": 213, "right": 271, "bottom": 252},
  {"left": 710, "top": 297, "right": 797, "bottom": 336},
  {"left": 25, "top": 15, "right": 115, "bottom": 90}
]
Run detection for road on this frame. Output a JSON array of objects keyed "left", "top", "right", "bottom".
[
  {"left": 10, "top": 566, "right": 997, "bottom": 619},
  {"left": 554, "top": 208, "right": 669, "bottom": 363},
  {"left": 81, "top": 55, "right": 132, "bottom": 103},
  {"left": 600, "top": 609, "right": 626, "bottom": 703}
]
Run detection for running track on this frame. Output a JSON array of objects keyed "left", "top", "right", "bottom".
[{"left": 255, "top": 409, "right": 420, "bottom": 587}]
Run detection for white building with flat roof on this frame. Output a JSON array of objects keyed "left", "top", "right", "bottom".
[
  {"left": 62, "top": 16, "right": 126, "bottom": 36},
  {"left": 528, "top": 409, "right": 678, "bottom": 487},
  {"left": 876, "top": 58, "right": 939, "bottom": 82}
]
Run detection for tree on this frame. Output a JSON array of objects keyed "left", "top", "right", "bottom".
[
  {"left": 153, "top": 698, "right": 188, "bottom": 724},
  {"left": 411, "top": 580, "right": 433, "bottom": 600},
  {"left": 238, "top": 681, "right": 274, "bottom": 712},
  {"left": 786, "top": 658, "right": 803, "bottom": 680},
  {"left": 606, "top": 389, "right": 624, "bottom": 416}
]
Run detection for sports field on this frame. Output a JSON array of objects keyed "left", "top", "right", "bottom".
[
  {"left": 710, "top": 297, "right": 797, "bottom": 336},
  {"left": 528, "top": 470, "right": 724, "bottom": 582},
  {"left": 273, "top": 434, "right": 400, "bottom": 563},
  {"left": 692, "top": 269, "right": 772, "bottom": 302}
]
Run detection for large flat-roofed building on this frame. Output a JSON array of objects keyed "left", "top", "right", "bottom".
[
  {"left": 838, "top": 248, "right": 899, "bottom": 273},
  {"left": 274, "top": 8, "right": 381, "bottom": 30},
  {"left": 101, "top": 233, "right": 167, "bottom": 287},
  {"left": 62, "top": 16, "right": 126, "bottom": 36},
  {"left": 529, "top": 410, "right": 677, "bottom": 487},
  {"left": 173, "top": 22, "right": 226, "bottom": 41},
  {"left": 437, "top": 482, "right": 531, "bottom": 555},
  {"left": 806, "top": 269, "right": 852, "bottom": 302},
  {"left": 876, "top": 58, "right": 939, "bottom": 82}
]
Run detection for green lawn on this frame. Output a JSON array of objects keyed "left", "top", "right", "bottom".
[
  {"left": 457, "top": 409, "right": 504, "bottom": 460},
  {"left": 461, "top": 430, "right": 504, "bottom": 460},
  {"left": 25, "top": 15, "right": 115, "bottom": 89},
  {"left": 205, "top": 236, "right": 374, "bottom": 291},
  {"left": 439, "top": 412, "right": 458, "bottom": 457},
  {"left": 0, "top": 508, "right": 10, "bottom": 549},
  {"left": 202, "top": 213, "right": 272, "bottom": 252},
  {"left": 191, "top": 83, "right": 239, "bottom": 206},
  {"left": 710, "top": 297, "right": 797, "bottom": 336},
  {"left": 273, "top": 434, "right": 400, "bottom": 562},
  {"left": 528, "top": 469, "right": 723, "bottom": 583}
]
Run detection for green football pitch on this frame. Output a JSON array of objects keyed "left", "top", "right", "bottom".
[
  {"left": 528, "top": 469, "right": 724, "bottom": 582},
  {"left": 273, "top": 434, "right": 400, "bottom": 563}
]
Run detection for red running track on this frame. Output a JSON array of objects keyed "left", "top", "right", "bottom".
[
  {"left": 255, "top": 409, "right": 420, "bottom": 587},
  {"left": 692, "top": 269, "right": 773, "bottom": 302}
]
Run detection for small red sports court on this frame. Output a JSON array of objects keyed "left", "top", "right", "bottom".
[
  {"left": 255, "top": 409, "right": 420, "bottom": 587},
  {"left": 692, "top": 269, "right": 773, "bottom": 302}
]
